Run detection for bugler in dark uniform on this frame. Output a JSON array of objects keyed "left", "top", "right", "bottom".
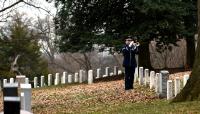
[{"left": 122, "top": 36, "right": 139, "bottom": 90}]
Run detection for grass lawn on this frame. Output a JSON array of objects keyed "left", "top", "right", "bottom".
[{"left": 106, "top": 100, "right": 200, "bottom": 114}]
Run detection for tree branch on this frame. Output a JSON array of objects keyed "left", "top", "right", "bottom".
[
  {"left": 22, "top": 1, "right": 54, "bottom": 17},
  {"left": 0, "top": 0, "right": 23, "bottom": 13}
]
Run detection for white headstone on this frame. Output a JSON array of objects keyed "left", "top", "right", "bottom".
[
  {"left": 48, "top": 74, "right": 52, "bottom": 86},
  {"left": 20, "top": 92, "right": 25, "bottom": 110},
  {"left": 16, "top": 75, "right": 26, "bottom": 84},
  {"left": 79, "top": 70, "right": 84, "bottom": 83},
  {"left": 159, "top": 70, "right": 169, "bottom": 98},
  {"left": 10, "top": 78, "right": 14, "bottom": 84},
  {"left": 135, "top": 55, "right": 139, "bottom": 82},
  {"left": 3, "top": 79, "right": 7, "bottom": 86},
  {"left": 74, "top": 73, "right": 79, "bottom": 83},
  {"left": 40, "top": 76, "right": 45, "bottom": 87},
  {"left": 96, "top": 68, "right": 101, "bottom": 79},
  {"left": 105, "top": 67, "right": 110, "bottom": 76},
  {"left": 155, "top": 73, "right": 161, "bottom": 94},
  {"left": 68, "top": 74, "right": 72, "bottom": 83},
  {"left": 139, "top": 67, "right": 144, "bottom": 85},
  {"left": 150, "top": 71, "right": 155, "bottom": 89},
  {"left": 134, "top": 67, "right": 139, "bottom": 83},
  {"left": 110, "top": 72, "right": 114, "bottom": 76},
  {"left": 183, "top": 74, "right": 189, "bottom": 87},
  {"left": 54, "top": 73, "right": 60, "bottom": 85},
  {"left": 144, "top": 69, "right": 149, "bottom": 86},
  {"left": 167, "top": 80, "right": 173, "bottom": 100},
  {"left": 88, "top": 70, "right": 93, "bottom": 84},
  {"left": 33, "top": 77, "right": 38, "bottom": 88},
  {"left": 114, "top": 66, "right": 118, "bottom": 76},
  {"left": 20, "top": 84, "right": 32, "bottom": 112},
  {"left": 83, "top": 70, "right": 87, "bottom": 82},
  {"left": 25, "top": 78, "right": 29, "bottom": 84},
  {"left": 159, "top": 73, "right": 162, "bottom": 94},
  {"left": 118, "top": 70, "right": 122, "bottom": 75},
  {"left": 174, "top": 77, "right": 181, "bottom": 96},
  {"left": 103, "top": 75, "right": 107, "bottom": 77},
  {"left": 61, "top": 72, "right": 67, "bottom": 84}
]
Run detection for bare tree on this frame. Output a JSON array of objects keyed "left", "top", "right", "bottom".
[
  {"left": 35, "top": 16, "right": 57, "bottom": 62},
  {"left": 0, "top": 0, "right": 53, "bottom": 22}
]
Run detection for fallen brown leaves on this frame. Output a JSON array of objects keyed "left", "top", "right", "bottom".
[
  {"left": 0, "top": 79, "right": 158, "bottom": 114},
  {"left": 30, "top": 80, "right": 158, "bottom": 114},
  {"left": 169, "top": 71, "right": 191, "bottom": 80},
  {"left": 0, "top": 71, "right": 191, "bottom": 113}
]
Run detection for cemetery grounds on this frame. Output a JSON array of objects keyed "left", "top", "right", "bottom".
[{"left": 0, "top": 72, "right": 200, "bottom": 114}]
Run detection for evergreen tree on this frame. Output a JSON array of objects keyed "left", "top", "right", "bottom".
[
  {"left": 0, "top": 14, "right": 48, "bottom": 78},
  {"left": 54, "top": 0, "right": 196, "bottom": 52}
]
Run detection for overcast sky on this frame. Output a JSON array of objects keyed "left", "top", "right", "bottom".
[
  {"left": 0, "top": 0, "right": 56, "bottom": 22},
  {"left": 17, "top": 0, "right": 56, "bottom": 18}
]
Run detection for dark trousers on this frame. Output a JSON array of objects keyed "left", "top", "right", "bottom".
[{"left": 124, "top": 66, "right": 135, "bottom": 90}]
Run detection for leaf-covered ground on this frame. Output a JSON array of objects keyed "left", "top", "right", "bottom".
[
  {"left": 31, "top": 79, "right": 157, "bottom": 114},
  {"left": 0, "top": 71, "right": 199, "bottom": 114}
]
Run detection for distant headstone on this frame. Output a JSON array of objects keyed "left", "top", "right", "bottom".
[
  {"left": 61, "top": 72, "right": 67, "bottom": 84},
  {"left": 139, "top": 67, "right": 144, "bottom": 85},
  {"left": 54, "top": 73, "right": 60, "bottom": 85},
  {"left": 103, "top": 75, "right": 107, "bottom": 77},
  {"left": 110, "top": 72, "right": 114, "bottom": 76},
  {"left": 16, "top": 75, "right": 26, "bottom": 85},
  {"left": 83, "top": 70, "right": 87, "bottom": 82},
  {"left": 174, "top": 77, "right": 181, "bottom": 96},
  {"left": 134, "top": 67, "right": 139, "bottom": 83},
  {"left": 79, "top": 70, "right": 84, "bottom": 83},
  {"left": 155, "top": 73, "right": 161, "bottom": 94},
  {"left": 149, "top": 71, "right": 155, "bottom": 89},
  {"left": 118, "top": 70, "right": 122, "bottom": 75},
  {"left": 159, "top": 70, "right": 169, "bottom": 98},
  {"left": 3, "top": 79, "right": 7, "bottom": 86},
  {"left": 105, "top": 67, "right": 110, "bottom": 76},
  {"left": 33, "top": 77, "right": 38, "bottom": 88},
  {"left": 88, "top": 70, "right": 93, "bottom": 84},
  {"left": 96, "top": 68, "right": 101, "bottom": 79},
  {"left": 25, "top": 78, "right": 29, "bottom": 84},
  {"left": 68, "top": 75, "right": 72, "bottom": 83},
  {"left": 167, "top": 80, "right": 173, "bottom": 100},
  {"left": 10, "top": 78, "right": 14, "bottom": 84},
  {"left": 114, "top": 66, "right": 118, "bottom": 76},
  {"left": 144, "top": 69, "right": 149, "bottom": 86},
  {"left": 48, "top": 74, "right": 52, "bottom": 86},
  {"left": 74, "top": 73, "right": 79, "bottom": 83},
  {"left": 183, "top": 74, "right": 189, "bottom": 87},
  {"left": 40, "top": 76, "right": 45, "bottom": 87}
]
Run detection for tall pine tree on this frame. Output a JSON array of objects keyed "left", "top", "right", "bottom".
[{"left": 0, "top": 13, "right": 48, "bottom": 78}]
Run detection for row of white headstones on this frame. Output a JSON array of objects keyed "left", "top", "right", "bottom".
[
  {"left": 2, "top": 66, "right": 189, "bottom": 113},
  {"left": 135, "top": 67, "right": 190, "bottom": 100},
  {"left": 1, "top": 66, "right": 122, "bottom": 113},
  {"left": 2, "top": 66, "right": 122, "bottom": 88}
]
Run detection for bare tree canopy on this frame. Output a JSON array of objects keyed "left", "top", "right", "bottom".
[{"left": 0, "top": 0, "right": 55, "bottom": 22}]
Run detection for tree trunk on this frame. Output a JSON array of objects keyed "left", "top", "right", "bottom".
[
  {"left": 138, "top": 41, "right": 153, "bottom": 69},
  {"left": 173, "top": 0, "right": 200, "bottom": 102},
  {"left": 186, "top": 37, "right": 195, "bottom": 68}
]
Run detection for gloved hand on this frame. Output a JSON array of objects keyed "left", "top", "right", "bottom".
[{"left": 129, "top": 41, "right": 134, "bottom": 47}]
